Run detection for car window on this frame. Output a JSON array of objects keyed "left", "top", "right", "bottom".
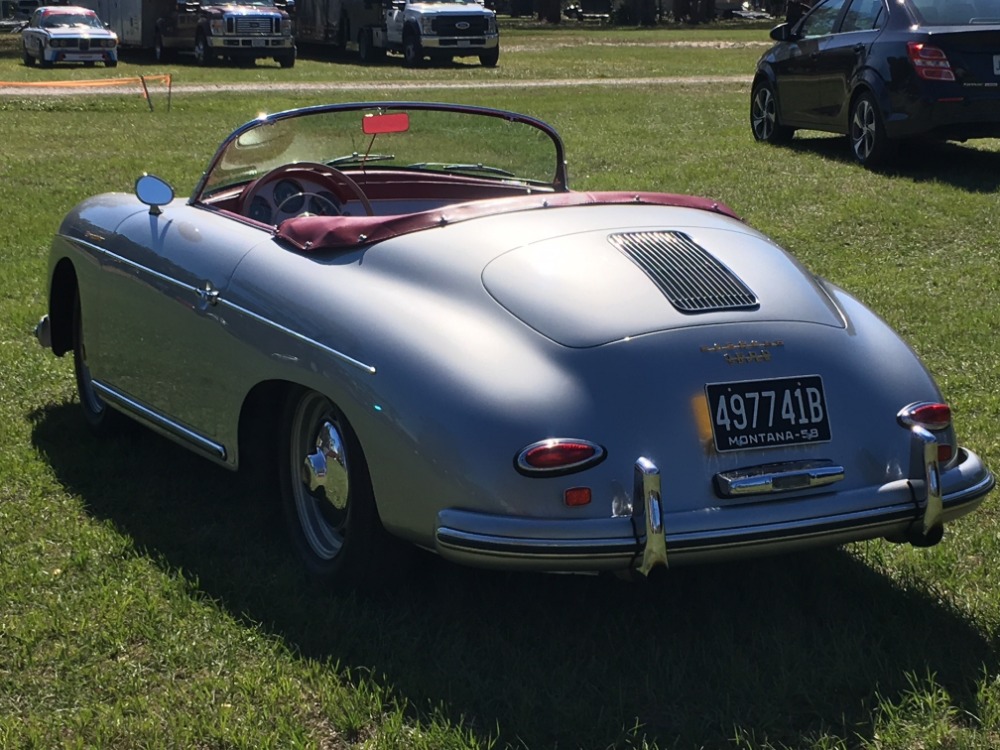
[
  {"left": 910, "top": 0, "right": 1000, "bottom": 24},
  {"left": 840, "top": 0, "right": 884, "bottom": 31},
  {"left": 798, "top": 0, "right": 850, "bottom": 36}
]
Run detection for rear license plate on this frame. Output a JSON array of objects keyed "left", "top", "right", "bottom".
[{"left": 706, "top": 375, "right": 831, "bottom": 452}]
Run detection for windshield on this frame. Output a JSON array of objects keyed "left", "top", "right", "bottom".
[
  {"left": 197, "top": 103, "right": 566, "bottom": 199},
  {"left": 41, "top": 13, "right": 103, "bottom": 28}
]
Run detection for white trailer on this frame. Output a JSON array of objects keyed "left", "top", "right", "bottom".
[{"left": 76, "top": 0, "right": 173, "bottom": 49}]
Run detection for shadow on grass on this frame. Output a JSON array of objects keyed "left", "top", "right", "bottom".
[
  {"left": 32, "top": 401, "right": 998, "bottom": 749},
  {"left": 775, "top": 134, "right": 1000, "bottom": 193}
]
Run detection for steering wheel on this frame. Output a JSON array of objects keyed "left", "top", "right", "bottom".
[{"left": 240, "top": 162, "right": 374, "bottom": 221}]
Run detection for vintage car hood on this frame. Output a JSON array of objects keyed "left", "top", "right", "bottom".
[
  {"left": 480, "top": 223, "right": 845, "bottom": 348},
  {"left": 44, "top": 28, "right": 116, "bottom": 39}
]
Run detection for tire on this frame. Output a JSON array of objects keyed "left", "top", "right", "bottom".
[
  {"left": 750, "top": 80, "right": 794, "bottom": 144},
  {"left": 105, "top": 59, "right": 118, "bottom": 68},
  {"left": 479, "top": 46, "right": 499, "bottom": 68},
  {"left": 73, "top": 291, "right": 118, "bottom": 436},
  {"left": 193, "top": 33, "right": 214, "bottom": 66},
  {"left": 279, "top": 388, "right": 383, "bottom": 584},
  {"left": 22, "top": 43, "right": 34, "bottom": 67},
  {"left": 278, "top": 52, "right": 296, "bottom": 69},
  {"left": 849, "top": 91, "right": 896, "bottom": 168},
  {"left": 154, "top": 33, "right": 174, "bottom": 63},
  {"left": 402, "top": 33, "right": 422, "bottom": 67},
  {"left": 358, "top": 29, "right": 383, "bottom": 64}
]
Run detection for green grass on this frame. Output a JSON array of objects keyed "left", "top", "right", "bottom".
[{"left": 4, "top": 21, "right": 1000, "bottom": 750}]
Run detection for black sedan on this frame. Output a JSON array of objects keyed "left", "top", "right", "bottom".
[{"left": 751, "top": 0, "right": 1000, "bottom": 166}]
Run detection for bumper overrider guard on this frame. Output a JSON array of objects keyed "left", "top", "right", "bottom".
[{"left": 435, "top": 414, "right": 993, "bottom": 572}]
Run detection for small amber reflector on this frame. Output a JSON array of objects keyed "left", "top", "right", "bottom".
[{"left": 564, "top": 487, "right": 592, "bottom": 507}]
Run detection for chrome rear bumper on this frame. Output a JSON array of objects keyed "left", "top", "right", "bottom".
[{"left": 434, "top": 447, "right": 993, "bottom": 574}]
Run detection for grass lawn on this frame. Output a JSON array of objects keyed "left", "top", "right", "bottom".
[{"left": 3, "top": 20, "right": 1000, "bottom": 750}]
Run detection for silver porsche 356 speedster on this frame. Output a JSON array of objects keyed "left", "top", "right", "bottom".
[{"left": 35, "top": 101, "right": 993, "bottom": 584}]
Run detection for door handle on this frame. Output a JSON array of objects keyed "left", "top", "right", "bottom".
[{"left": 197, "top": 283, "right": 220, "bottom": 306}]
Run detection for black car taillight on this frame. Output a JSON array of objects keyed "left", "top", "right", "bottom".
[{"left": 907, "top": 42, "right": 956, "bottom": 81}]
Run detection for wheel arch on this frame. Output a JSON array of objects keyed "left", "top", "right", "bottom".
[
  {"left": 49, "top": 257, "right": 79, "bottom": 357},
  {"left": 847, "top": 71, "right": 890, "bottom": 131},
  {"left": 236, "top": 379, "right": 384, "bottom": 518}
]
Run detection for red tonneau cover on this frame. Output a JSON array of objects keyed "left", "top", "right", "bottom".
[{"left": 276, "top": 191, "right": 741, "bottom": 253}]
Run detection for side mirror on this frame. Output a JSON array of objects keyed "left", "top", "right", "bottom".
[
  {"left": 135, "top": 173, "right": 175, "bottom": 216},
  {"left": 769, "top": 23, "right": 794, "bottom": 42}
]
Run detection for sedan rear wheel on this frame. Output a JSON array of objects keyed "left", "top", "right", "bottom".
[
  {"left": 850, "top": 91, "right": 896, "bottom": 168},
  {"left": 750, "top": 80, "right": 794, "bottom": 144},
  {"left": 280, "top": 389, "right": 381, "bottom": 584}
]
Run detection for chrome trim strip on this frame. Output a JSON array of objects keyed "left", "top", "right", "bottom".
[
  {"left": 435, "top": 527, "right": 637, "bottom": 558},
  {"left": 635, "top": 457, "right": 668, "bottom": 574},
  {"left": 62, "top": 233, "right": 377, "bottom": 376},
  {"left": 665, "top": 505, "right": 917, "bottom": 553},
  {"left": 715, "top": 459, "right": 845, "bottom": 498},
  {"left": 64, "top": 234, "right": 196, "bottom": 297},
  {"left": 218, "top": 299, "right": 377, "bottom": 375},
  {"left": 93, "top": 381, "right": 227, "bottom": 460}
]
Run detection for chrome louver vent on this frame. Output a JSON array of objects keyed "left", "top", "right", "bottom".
[
  {"left": 233, "top": 16, "right": 276, "bottom": 35},
  {"left": 608, "top": 231, "right": 758, "bottom": 314}
]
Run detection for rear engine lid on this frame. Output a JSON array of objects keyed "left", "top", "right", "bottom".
[{"left": 482, "top": 226, "right": 845, "bottom": 347}]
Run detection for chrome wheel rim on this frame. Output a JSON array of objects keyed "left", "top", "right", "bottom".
[
  {"left": 851, "top": 98, "right": 877, "bottom": 162},
  {"left": 751, "top": 86, "right": 776, "bottom": 141},
  {"left": 290, "top": 393, "right": 350, "bottom": 561}
]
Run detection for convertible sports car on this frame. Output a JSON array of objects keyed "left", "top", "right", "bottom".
[{"left": 35, "top": 102, "right": 993, "bottom": 584}]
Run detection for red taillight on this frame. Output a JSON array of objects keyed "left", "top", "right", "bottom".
[
  {"left": 899, "top": 402, "right": 952, "bottom": 431},
  {"left": 515, "top": 439, "right": 606, "bottom": 476},
  {"left": 898, "top": 402, "right": 954, "bottom": 464},
  {"left": 907, "top": 42, "right": 956, "bottom": 81}
]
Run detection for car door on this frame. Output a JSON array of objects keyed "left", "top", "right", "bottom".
[
  {"left": 385, "top": 0, "right": 405, "bottom": 45},
  {"left": 90, "top": 203, "right": 271, "bottom": 452},
  {"left": 809, "top": 0, "right": 887, "bottom": 128},
  {"left": 775, "top": 0, "right": 851, "bottom": 127}
]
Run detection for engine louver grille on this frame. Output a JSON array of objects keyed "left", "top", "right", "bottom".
[{"left": 609, "top": 231, "right": 758, "bottom": 314}]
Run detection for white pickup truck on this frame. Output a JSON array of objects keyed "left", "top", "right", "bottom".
[{"left": 376, "top": 0, "right": 498, "bottom": 67}]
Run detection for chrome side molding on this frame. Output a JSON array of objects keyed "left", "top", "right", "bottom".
[{"left": 714, "top": 459, "right": 845, "bottom": 498}]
